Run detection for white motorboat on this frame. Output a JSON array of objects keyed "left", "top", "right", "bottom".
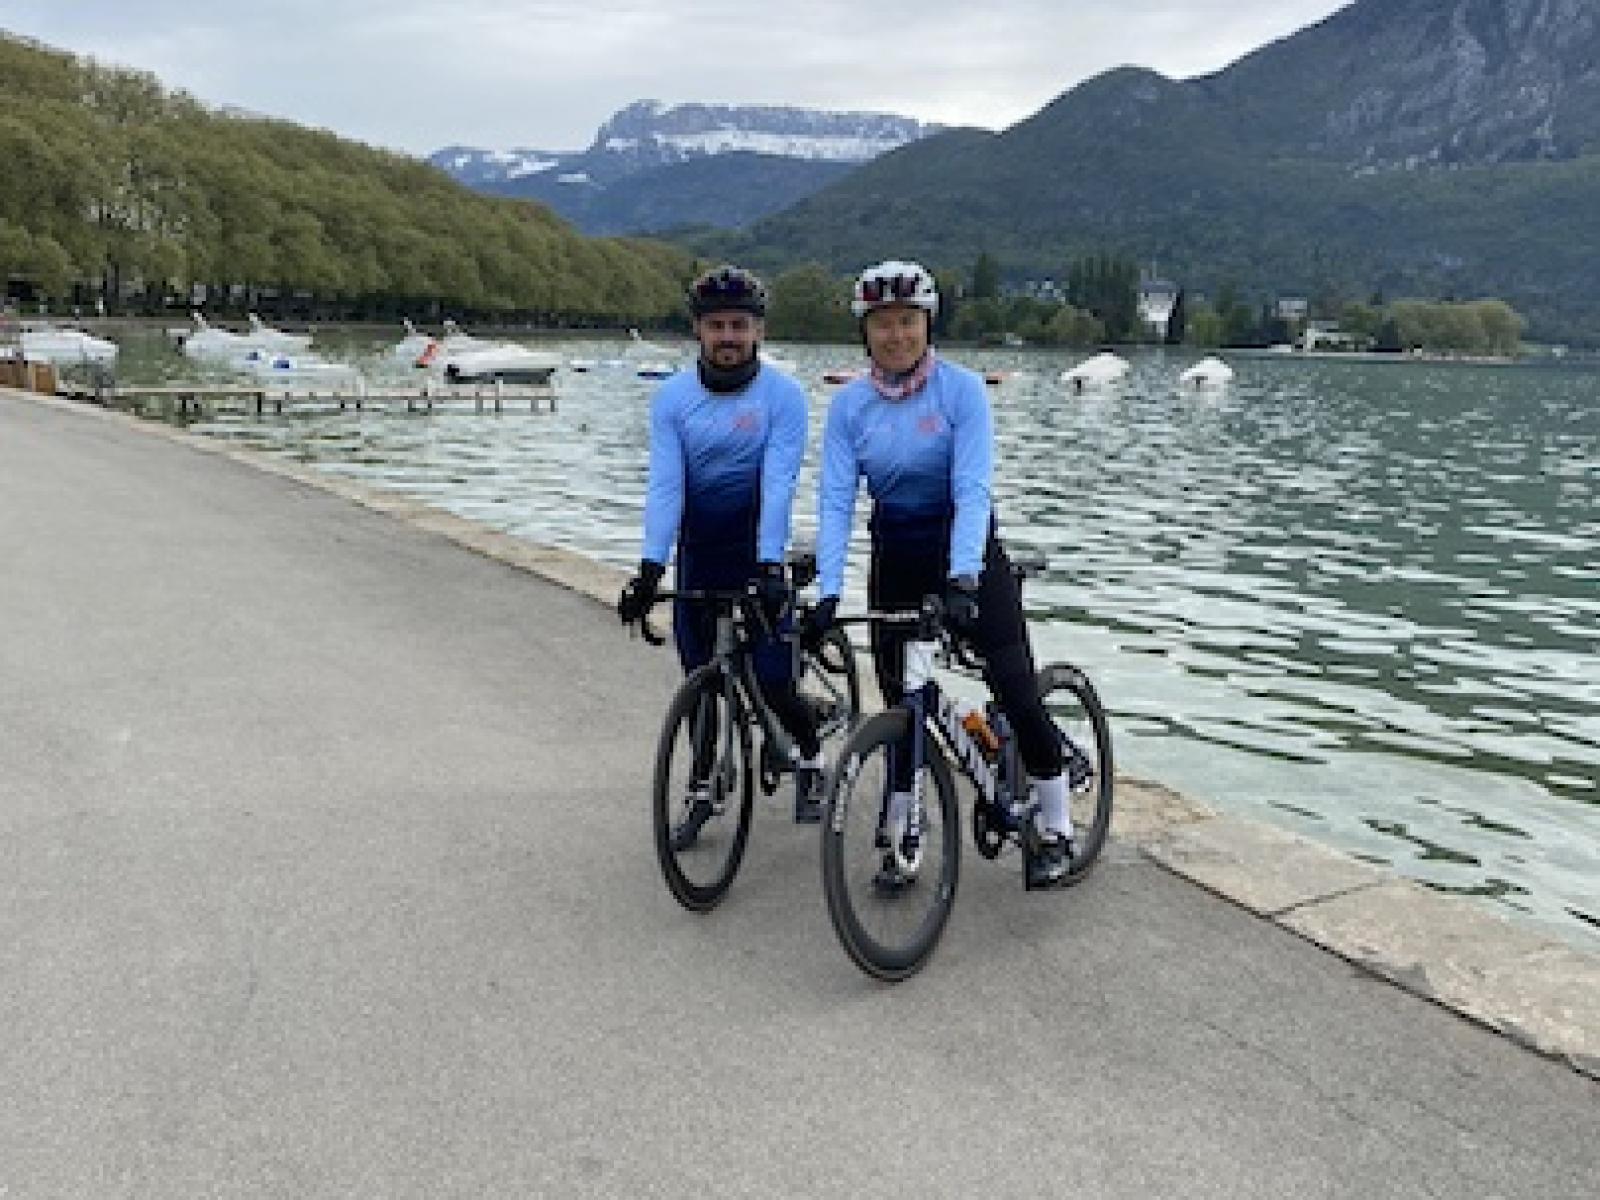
[
  {"left": 1060, "top": 352, "right": 1130, "bottom": 392},
  {"left": 442, "top": 343, "right": 560, "bottom": 384},
  {"left": 412, "top": 320, "right": 560, "bottom": 383},
  {"left": 389, "top": 318, "right": 434, "bottom": 362},
  {"left": 246, "top": 312, "right": 313, "bottom": 351},
  {"left": 240, "top": 348, "right": 361, "bottom": 385},
  {"left": 19, "top": 325, "right": 118, "bottom": 366},
  {"left": 1178, "top": 356, "right": 1235, "bottom": 390},
  {"left": 180, "top": 313, "right": 249, "bottom": 360},
  {"left": 182, "top": 312, "right": 316, "bottom": 363}
]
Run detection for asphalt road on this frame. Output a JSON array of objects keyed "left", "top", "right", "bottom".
[{"left": 2, "top": 394, "right": 1595, "bottom": 1198}]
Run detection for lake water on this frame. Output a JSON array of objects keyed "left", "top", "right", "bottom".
[{"left": 108, "top": 327, "right": 1600, "bottom": 950}]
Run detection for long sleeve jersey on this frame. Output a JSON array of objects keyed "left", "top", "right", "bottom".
[
  {"left": 816, "top": 357, "right": 994, "bottom": 598},
  {"left": 640, "top": 366, "right": 810, "bottom": 567}
]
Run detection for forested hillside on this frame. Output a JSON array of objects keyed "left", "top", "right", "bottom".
[
  {"left": 708, "top": 0, "right": 1600, "bottom": 344},
  {"left": 0, "top": 32, "right": 690, "bottom": 324}
]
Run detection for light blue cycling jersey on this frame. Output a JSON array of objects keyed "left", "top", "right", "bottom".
[
  {"left": 816, "top": 357, "right": 994, "bottom": 598},
  {"left": 641, "top": 365, "right": 810, "bottom": 567}
]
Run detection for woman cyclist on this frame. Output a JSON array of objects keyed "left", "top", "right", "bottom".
[{"left": 804, "top": 260, "right": 1083, "bottom": 888}]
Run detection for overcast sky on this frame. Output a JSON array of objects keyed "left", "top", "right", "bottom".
[{"left": 3, "top": 1, "right": 1351, "bottom": 154}]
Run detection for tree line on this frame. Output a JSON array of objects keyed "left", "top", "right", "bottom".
[
  {"left": 0, "top": 33, "right": 692, "bottom": 326},
  {"left": 761, "top": 252, "right": 1525, "bottom": 357}
]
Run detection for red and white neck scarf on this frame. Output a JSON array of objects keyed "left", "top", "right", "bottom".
[{"left": 868, "top": 348, "right": 937, "bottom": 400}]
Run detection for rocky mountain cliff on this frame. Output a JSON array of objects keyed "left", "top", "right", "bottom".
[
  {"left": 1208, "top": 0, "right": 1600, "bottom": 165},
  {"left": 429, "top": 101, "right": 936, "bottom": 234},
  {"left": 722, "top": 0, "right": 1600, "bottom": 341}
]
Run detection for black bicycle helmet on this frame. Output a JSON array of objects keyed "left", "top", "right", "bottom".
[{"left": 687, "top": 264, "right": 769, "bottom": 318}]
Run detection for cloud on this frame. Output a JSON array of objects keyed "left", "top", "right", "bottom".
[{"left": 0, "top": 0, "right": 1350, "bottom": 152}]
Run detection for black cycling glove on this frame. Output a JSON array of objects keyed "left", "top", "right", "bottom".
[{"left": 618, "top": 560, "right": 665, "bottom": 625}]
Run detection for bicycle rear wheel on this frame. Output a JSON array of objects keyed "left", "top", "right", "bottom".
[
  {"left": 653, "top": 667, "right": 754, "bottom": 912},
  {"left": 1036, "top": 664, "right": 1114, "bottom": 881},
  {"left": 799, "top": 626, "right": 861, "bottom": 743},
  {"left": 820, "top": 709, "right": 960, "bottom": 981}
]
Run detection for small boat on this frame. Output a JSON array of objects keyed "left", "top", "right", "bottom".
[
  {"left": 635, "top": 362, "right": 677, "bottom": 380},
  {"left": 414, "top": 320, "right": 559, "bottom": 383},
  {"left": 821, "top": 367, "right": 862, "bottom": 385},
  {"left": 443, "top": 343, "right": 560, "bottom": 384},
  {"left": 389, "top": 318, "right": 433, "bottom": 362},
  {"left": 19, "top": 325, "right": 118, "bottom": 366},
  {"left": 246, "top": 313, "right": 313, "bottom": 352},
  {"left": 182, "top": 312, "right": 312, "bottom": 361},
  {"left": 240, "top": 349, "right": 361, "bottom": 384},
  {"left": 180, "top": 313, "right": 251, "bottom": 360},
  {"left": 1060, "top": 352, "right": 1130, "bottom": 393},
  {"left": 1178, "top": 356, "right": 1235, "bottom": 390},
  {"left": 984, "top": 370, "right": 1007, "bottom": 386}
]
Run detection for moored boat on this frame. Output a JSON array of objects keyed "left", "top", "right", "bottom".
[
  {"left": 18, "top": 325, "right": 118, "bottom": 366},
  {"left": 1178, "top": 356, "right": 1235, "bottom": 390},
  {"left": 1060, "top": 352, "right": 1130, "bottom": 393}
]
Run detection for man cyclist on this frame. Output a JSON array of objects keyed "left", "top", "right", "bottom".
[{"left": 617, "top": 264, "right": 825, "bottom": 846}]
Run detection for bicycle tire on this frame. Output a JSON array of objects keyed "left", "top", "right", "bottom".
[
  {"left": 653, "top": 666, "right": 754, "bottom": 912},
  {"left": 1035, "top": 663, "right": 1114, "bottom": 882},
  {"left": 820, "top": 708, "right": 960, "bottom": 981}
]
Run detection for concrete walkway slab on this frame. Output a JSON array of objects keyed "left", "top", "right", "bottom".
[{"left": 4, "top": 388, "right": 1596, "bottom": 1198}]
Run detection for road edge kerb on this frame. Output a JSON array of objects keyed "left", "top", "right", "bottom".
[{"left": 12, "top": 387, "right": 1597, "bottom": 1082}]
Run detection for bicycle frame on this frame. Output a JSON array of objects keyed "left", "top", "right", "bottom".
[
  {"left": 663, "top": 591, "right": 801, "bottom": 771},
  {"left": 895, "top": 637, "right": 1028, "bottom": 841}
]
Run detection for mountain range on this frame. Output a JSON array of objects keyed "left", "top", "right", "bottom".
[
  {"left": 430, "top": 101, "right": 938, "bottom": 235},
  {"left": 697, "top": 0, "right": 1600, "bottom": 343}
]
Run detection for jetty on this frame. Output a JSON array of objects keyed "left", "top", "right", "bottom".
[{"left": 55, "top": 376, "right": 559, "bottom": 418}]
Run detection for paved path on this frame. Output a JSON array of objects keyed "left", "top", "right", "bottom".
[{"left": 2, "top": 394, "right": 1596, "bottom": 1199}]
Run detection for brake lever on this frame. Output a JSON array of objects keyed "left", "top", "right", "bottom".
[{"left": 637, "top": 615, "right": 665, "bottom": 646}]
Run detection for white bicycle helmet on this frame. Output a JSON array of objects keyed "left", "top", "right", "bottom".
[{"left": 851, "top": 259, "right": 939, "bottom": 318}]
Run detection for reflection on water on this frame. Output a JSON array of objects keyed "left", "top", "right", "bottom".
[{"left": 115, "top": 329, "right": 1599, "bottom": 949}]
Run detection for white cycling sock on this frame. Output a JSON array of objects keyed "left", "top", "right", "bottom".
[
  {"left": 886, "top": 789, "right": 913, "bottom": 836},
  {"left": 1032, "top": 774, "right": 1074, "bottom": 840},
  {"left": 797, "top": 751, "right": 825, "bottom": 770}
]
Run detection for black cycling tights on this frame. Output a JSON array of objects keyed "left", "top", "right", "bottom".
[{"left": 869, "top": 533, "right": 1063, "bottom": 792}]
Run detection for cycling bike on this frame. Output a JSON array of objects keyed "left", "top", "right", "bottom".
[
  {"left": 819, "top": 565, "right": 1113, "bottom": 982},
  {"left": 631, "top": 555, "right": 861, "bottom": 912}
]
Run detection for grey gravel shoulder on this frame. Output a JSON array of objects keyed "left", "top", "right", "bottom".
[{"left": 15, "top": 386, "right": 1598, "bottom": 1080}]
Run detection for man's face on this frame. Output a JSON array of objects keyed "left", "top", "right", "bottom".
[{"left": 695, "top": 310, "right": 762, "bottom": 369}]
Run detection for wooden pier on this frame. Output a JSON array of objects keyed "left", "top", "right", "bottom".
[{"left": 58, "top": 378, "right": 559, "bottom": 418}]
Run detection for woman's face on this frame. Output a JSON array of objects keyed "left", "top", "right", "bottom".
[{"left": 862, "top": 304, "right": 929, "bottom": 374}]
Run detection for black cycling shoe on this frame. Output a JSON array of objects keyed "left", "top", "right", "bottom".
[
  {"left": 1026, "top": 832, "right": 1076, "bottom": 890},
  {"left": 872, "top": 851, "right": 915, "bottom": 894},
  {"left": 794, "top": 765, "right": 824, "bottom": 824},
  {"left": 669, "top": 787, "right": 716, "bottom": 851}
]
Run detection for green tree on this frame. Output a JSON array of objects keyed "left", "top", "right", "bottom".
[
  {"left": 768, "top": 262, "right": 853, "bottom": 341},
  {"left": 971, "top": 251, "right": 1000, "bottom": 300},
  {"left": 1184, "top": 303, "right": 1224, "bottom": 348}
]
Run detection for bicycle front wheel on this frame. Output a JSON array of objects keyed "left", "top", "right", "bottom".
[
  {"left": 1037, "top": 664, "right": 1114, "bottom": 881},
  {"left": 653, "top": 667, "right": 754, "bottom": 912},
  {"left": 820, "top": 709, "right": 960, "bottom": 982}
]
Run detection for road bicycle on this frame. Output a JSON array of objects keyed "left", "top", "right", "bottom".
[
  {"left": 819, "top": 564, "right": 1113, "bottom": 981},
  {"left": 632, "top": 555, "right": 861, "bottom": 912}
]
